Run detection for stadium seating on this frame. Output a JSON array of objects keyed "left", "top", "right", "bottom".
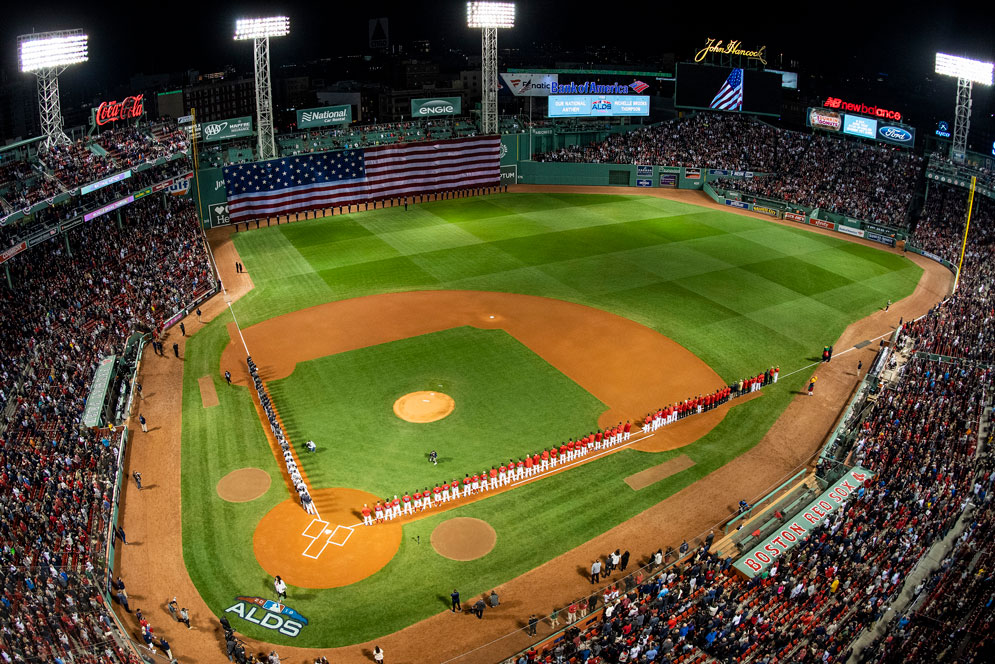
[
  {"left": 536, "top": 113, "right": 923, "bottom": 227},
  {"left": 0, "top": 194, "right": 213, "bottom": 663}
]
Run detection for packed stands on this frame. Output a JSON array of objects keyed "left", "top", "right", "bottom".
[
  {"left": 536, "top": 113, "right": 922, "bottom": 227},
  {"left": 0, "top": 194, "right": 214, "bottom": 663}
]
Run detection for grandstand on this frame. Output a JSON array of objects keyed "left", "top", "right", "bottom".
[{"left": 1, "top": 43, "right": 994, "bottom": 664}]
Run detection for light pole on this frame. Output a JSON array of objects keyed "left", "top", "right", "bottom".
[
  {"left": 934, "top": 53, "right": 993, "bottom": 164},
  {"left": 235, "top": 16, "right": 290, "bottom": 161},
  {"left": 17, "top": 30, "right": 89, "bottom": 151},
  {"left": 466, "top": 2, "right": 515, "bottom": 135}
]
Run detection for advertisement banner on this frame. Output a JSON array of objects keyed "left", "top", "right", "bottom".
[
  {"left": 298, "top": 105, "right": 352, "bottom": 128},
  {"left": 708, "top": 169, "right": 731, "bottom": 176},
  {"left": 637, "top": 165, "right": 653, "bottom": 178},
  {"left": 735, "top": 467, "right": 874, "bottom": 577},
  {"left": 842, "top": 114, "right": 877, "bottom": 139},
  {"left": 85, "top": 196, "right": 134, "bottom": 222},
  {"left": 500, "top": 165, "right": 518, "bottom": 186},
  {"left": 659, "top": 174, "right": 678, "bottom": 188},
  {"left": 548, "top": 95, "right": 650, "bottom": 117},
  {"left": 202, "top": 116, "right": 253, "bottom": 142},
  {"left": 410, "top": 97, "right": 461, "bottom": 118},
  {"left": 725, "top": 199, "right": 751, "bottom": 209},
  {"left": 866, "top": 231, "right": 896, "bottom": 247},
  {"left": 877, "top": 124, "right": 915, "bottom": 148},
  {"left": 752, "top": 205, "right": 780, "bottom": 218},
  {"left": 808, "top": 108, "right": 842, "bottom": 132},
  {"left": 837, "top": 225, "right": 865, "bottom": 238},
  {"left": 661, "top": 166, "right": 681, "bottom": 173},
  {"left": 93, "top": 94, "right": 145, "bottom": 127},
  {"left": 209, "top": 203, "right": 231, "bottom": 227},
  {"left": 809, "top": 218, "right": 835, "bottom": 230},
  {"left": 80, "top": 170, "right": 132, "bottom": 196},
  {"left": 684, "top": 168, "right": 702, "bottom": 180},
  {"left": 499, "top": 72, "right": 558, "bottom": 97},
  {"left": 636, "top": 178, "right": 652, "bottom": 187},
  {"left": 0, "top": 241, "right": 27, "bottom": 265},
  {"left": 783, "top": 212, "right": 806, "bottom": 223}
]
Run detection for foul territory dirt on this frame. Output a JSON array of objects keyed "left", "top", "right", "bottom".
[{"left": 114, "top": 190, "right": 954, "bottom": 664}]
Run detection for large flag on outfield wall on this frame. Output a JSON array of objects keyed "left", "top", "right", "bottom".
[{"left": 224, "top": 136, "right": 500, "bottom": 222}]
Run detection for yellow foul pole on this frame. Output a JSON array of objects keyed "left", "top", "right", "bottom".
[{"left": 953, "top": 175, "right": 977, "bottom": 292}]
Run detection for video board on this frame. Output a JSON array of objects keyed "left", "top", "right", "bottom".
[{"left": 547, "top": 95, "right": 650, "bottom": 117}]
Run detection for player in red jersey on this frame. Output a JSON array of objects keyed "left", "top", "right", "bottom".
[
  {"left": 362, "top": 504, "right": 373, "bottom": 526},
  {"left": 540, "top": 448, "right": 550, "bottom": 471}
]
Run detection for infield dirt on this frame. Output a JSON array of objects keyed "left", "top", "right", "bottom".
[{"left": 113, "top": 189, "right": 953, "bottom": 664}]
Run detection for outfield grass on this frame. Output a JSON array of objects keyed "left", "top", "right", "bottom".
[{"left": 181, "top": 193, "right": 922, "bottom": 647}]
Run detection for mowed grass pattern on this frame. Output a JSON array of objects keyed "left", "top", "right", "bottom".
[{"left": 180, "top": 193, "right": 922, "bottom": 647}]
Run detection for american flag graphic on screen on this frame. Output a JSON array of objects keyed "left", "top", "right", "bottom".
[
  {"left": 709, "top": 68, "right": 744, "bottom": 111},
  {"left": 224, "top": 136, "right": 501, "bottom": 222}
]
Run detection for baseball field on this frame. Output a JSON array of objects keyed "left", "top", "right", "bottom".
[{"left": 174, "top": 190, "right": 923, "bottom": 650}]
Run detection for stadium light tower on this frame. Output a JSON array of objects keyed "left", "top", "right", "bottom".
[
  {"left": 235, "top": 16, "right": 289, "bottom": 161},
  {"left": 17, "top": 30, "right": 88, "bottom": 151},
  {"left": 467, "top": 2, "right": 515, "bottom": 135},
  {"left": 934, "top": 53, "right": 993, "bottom": 163}
]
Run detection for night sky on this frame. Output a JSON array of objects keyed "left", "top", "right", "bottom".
[{"left": 3, "top": 1, "right": 993, "bottom": 135}]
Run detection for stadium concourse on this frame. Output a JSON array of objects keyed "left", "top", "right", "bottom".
[{"left": 0, "top": 111, "right": 990, "bottom": 664}]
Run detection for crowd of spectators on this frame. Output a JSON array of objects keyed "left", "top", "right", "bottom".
[
  {"left": 0, "top": 195, "right": 213, "bottom": 663},
  {"left": 0, "top": 122, "right": 190, "bottom": 214},
  {"left": 862, "top": 447, "right": 994, "bottom": 662},
  {"left": 536, "top": 113, "right": 922, "bottom": 227},
  {"left": 905, "top": 183, "right": 995, "bottom": 362},
  {"left": 95, "top": 126, "right": 189, "bottom": 169}
]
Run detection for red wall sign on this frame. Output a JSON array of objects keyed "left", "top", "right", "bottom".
[
  {"left": 95, "top": 94, "right": 145, "bottom": 126},
  {"left": 823, "top": 97, "right": 901, "bottom": 122}
]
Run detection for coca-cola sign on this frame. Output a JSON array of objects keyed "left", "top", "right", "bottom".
[{"left": 94, "top": 94, "right": 145, "bottom": 126}]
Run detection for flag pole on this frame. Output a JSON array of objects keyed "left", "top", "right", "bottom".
[{"left": 953, "top": 175, "right": 976, "bottom": 293}]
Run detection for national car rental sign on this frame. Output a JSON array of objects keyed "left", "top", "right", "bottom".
[{"left": 734, "top": 467, "right": 874, "bottom": 578}]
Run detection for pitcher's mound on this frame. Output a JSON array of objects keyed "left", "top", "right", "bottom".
[
  {"left": 431, "top": 517, "right": 496, "bottom": 561},
  {"left": 217, "top": 468, "right": 271, "bottom": 502},
  {"left": 394, "top": 391, "right": 455, "bottom": 423}
]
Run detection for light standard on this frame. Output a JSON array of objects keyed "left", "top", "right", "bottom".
[
  {"left": 235, "top": 16, "right": 290, "bottom": 161},
  {"left": 466, "top": 2, "right": 515, "bottom": 135},
  {"left": 17, "top": 30, "right": 89, "bottom": 151},
  {"left": 934, "top": 53, "right": 993, "bottom": 164}
]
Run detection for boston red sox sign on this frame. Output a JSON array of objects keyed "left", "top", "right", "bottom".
[{"left": 94, "top": 94, "right": 145, "bottom": 126}]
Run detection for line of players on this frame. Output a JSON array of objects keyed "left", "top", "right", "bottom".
[
  {"left": 361, "top": 421, "right": 635, "bottom": 525},
  {"left": 643, "top": 368, "right": 777, "bottom": 432},
  {"left": 248, "top": 355, "right": 318, "bottom": 515},
  {"left": 360, "top": 368, "right": 779, "bottom": 525}
]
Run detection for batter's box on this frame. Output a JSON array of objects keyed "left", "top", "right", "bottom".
[
  {"left": 327, "top": 525, "right": 354, "bottom": 547},
  {"left": 301, "top": 521, "right": 354, "bottom": 559}
]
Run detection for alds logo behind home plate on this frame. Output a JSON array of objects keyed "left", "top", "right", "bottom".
[{"left": 225, "top": 596, "right": 308, "bottom": 637}]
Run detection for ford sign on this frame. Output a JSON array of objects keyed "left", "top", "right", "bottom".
[{"left": 879, "top": 126, "right": 912, "bottom": 142}]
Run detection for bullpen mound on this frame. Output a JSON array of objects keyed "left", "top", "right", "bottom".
[
  {"left": 431, "top": 517, "right": 497, "bottom": 561},
  {"left": 216, "top": 468, "right": 271, "bottom": 502}
]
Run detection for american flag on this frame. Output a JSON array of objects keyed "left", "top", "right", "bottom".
[
  {"left": 709, "top": 68, "right": 744, "bottom": 111},
  {"left": 224, "top": 136, "right": 501, "bottom": 222}
]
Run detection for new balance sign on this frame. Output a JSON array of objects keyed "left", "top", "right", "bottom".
[
  {"left": 411, "top": 97, "right": 461, "bottom": 117},
  {"left": 298, "top": 105, "right": 352, "bottom": 128}
]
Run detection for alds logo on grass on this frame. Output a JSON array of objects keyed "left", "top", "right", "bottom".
[{"left": 225, "top": 596, "right": 308, "bottom": 637}]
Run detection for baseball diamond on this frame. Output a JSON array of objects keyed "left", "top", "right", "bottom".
[
  {"left": 3, "top": 19, "right": 993, "bottom": 664},
  {"left": 130, "top": 186, "right": 945, "bottom": 655}
]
